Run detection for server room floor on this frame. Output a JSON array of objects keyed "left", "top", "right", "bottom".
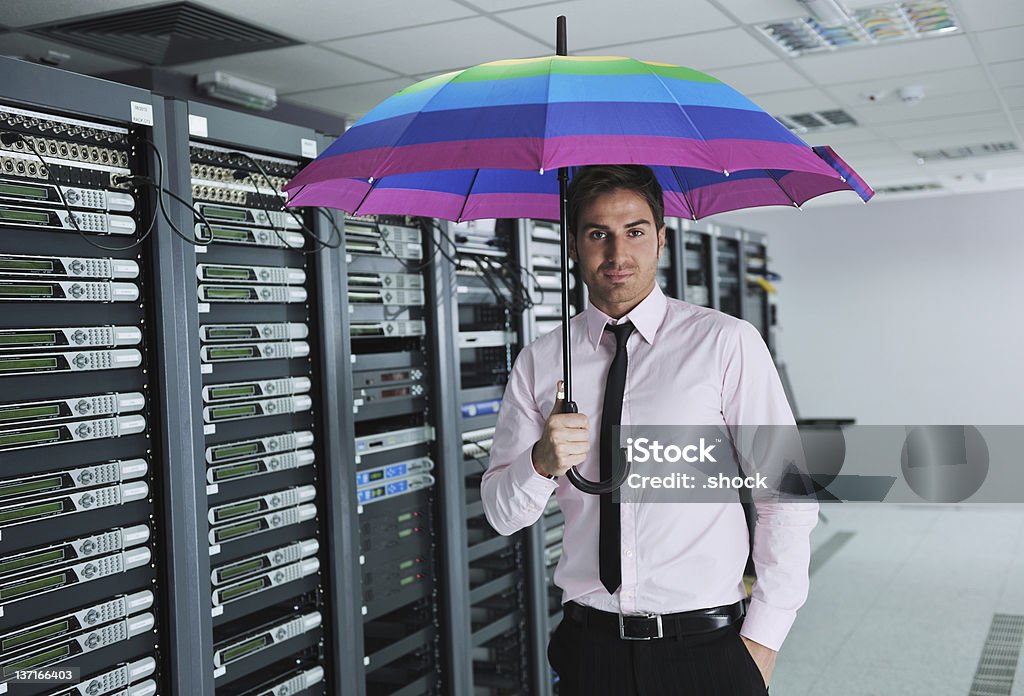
[{"left": 769, "top": 504, "right": 1024, "bottom": 695}]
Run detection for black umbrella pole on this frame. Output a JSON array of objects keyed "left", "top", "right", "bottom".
[{"left": 558, "top": 165, "right": 576, "bottom": 415}]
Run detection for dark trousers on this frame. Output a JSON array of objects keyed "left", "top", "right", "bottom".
[{"left": 548, "top": 616, "right": 770, "bottom": 696}]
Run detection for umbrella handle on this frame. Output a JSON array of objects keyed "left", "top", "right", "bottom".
[{"left": 561, "top": 400, "right": 632, "bottom": 494}]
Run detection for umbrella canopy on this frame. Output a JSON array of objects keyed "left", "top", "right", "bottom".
[
  {"left": 285, "top": 55, "right": 872, "bottom": 209},
  {"left": 285, "top": 147, "right": 870, "bottom": 222}
]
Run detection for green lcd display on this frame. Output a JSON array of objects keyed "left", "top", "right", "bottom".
[
  {"left": 213, "top": 462, "right": 262, "bottom": 483},
  {"left": 206, "top": 287, "right": 253, "bottom": 300},
  {"left": 214, "top": 500, "right": 262, "bottom": 522},
  {"left": 400, "top": 575, "right": 416, "bottom": 586},
  {"left": 0, "top": 571, "right": 68, "bottom": 601},
  {"left": 2, "top": 643, "right": 72, "bottom": 677},
  {"left": 203, "top": 206, "right": 248, "bottom": 221},
  {"left": 346, "top": 242, "right": 376, "bottom": 253},
  {"left": 0, "top": 404, "right": 62, "bottom": 423},
  {"left": 0, "top": 257, "right": 53, "bottom": 272},
  {"left": 0, "top": 356, "right": 59, "bottom": 372},
  {"left": 0, "top": 209, "right": 51, "bottom": 223},
  {"left": 211, "top": 442, "right": 260, "bottom": 462},
  {"left": 399, "top": 559, "right": 414, "bottom": 570},
  {"left": 221, "top": 635, "right": 270, "bottom": 663},
  {"left": 2, "top": 619, "right": 71, "bottom": 652},
  {"left": 206, "top": 326, "right": 255, "bottom": 340},
  {"left": 220, "top": 578, "right": 266, "bottom": 602},
  {"left": 0, "top": 183, "right": 48, "bottom": 199},
  {"left": 0, "top": 499, "right": 66, "bottom": 524},
  {"left": 0, "top": 476, "right": 63, "bottom": 500},
  {"left": 0, "top": 548, "right": 65, "bottom": 577},
  {"left": 216, "top": 558, "right": 267, "bottom": 583},
  {"left": 398, "top": 528, "right": 412, "bottom": 538},
  {"left": 216, "top": 520, "right": 262, "bottom": 542},
  {"left": 208, "top": 346, "right": 255, "bottom": 360},
  {"left": 369, "top": 471, "right": 384, "bottom": 482},
  {"left": 210, "top": 404, "right": 258, "bottom": 420},
  {"left": 0, "top": 332, "right": 56, "bottom": 347},
  {"left": 211, "top": 227, "right": 250, "bottom": 241},
  {"left": 0, "top": 428, "right": 62, "bottom": 448},
  {"left": 206, "top": 267, "right": 251, "bottom": 280},
  {"left": 209, "top": 385, "right": 257, "bottom": 400},
  {"left": 397, "top": 513, "right": 413, "bottom": 523},
  {"left": 0, "top": 284, "right": 55, "bottom": 298}
]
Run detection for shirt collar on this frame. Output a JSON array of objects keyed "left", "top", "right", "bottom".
[{"left": 584, "top": 283, "right": 668, "bottom": 350}]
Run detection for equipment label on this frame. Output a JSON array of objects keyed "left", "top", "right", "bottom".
[{"left": 130, "top": 101, "right": 154, "bottom": 126}]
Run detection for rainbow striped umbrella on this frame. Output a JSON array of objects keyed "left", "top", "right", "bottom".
[{"left": 284, "top": 55, "right": 873, "bottom": 214}]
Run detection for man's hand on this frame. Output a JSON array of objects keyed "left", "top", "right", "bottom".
[
  {"left": 740, "top": 635, "right": 777, "bottom": 688},
  {"left": 531, "top": 381, "right": 590, "bottom": 478}
]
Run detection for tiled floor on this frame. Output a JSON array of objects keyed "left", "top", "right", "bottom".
[{"left": 769, "top": 504, "right": 1024, "bottom": 695}]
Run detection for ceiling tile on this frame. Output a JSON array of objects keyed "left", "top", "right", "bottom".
[
  {"left": 1001, "top": 86, "right": 1024, "bottom": 110},
  {"left": 189, "top": 0, "right": 476, "bottom": 42},
  {"left": 0, "top": 0, "right": 167, "bottom": 28},
  {"left": 826, "top": 141, "right": 904, "bottom": 159},
  {"left": 286, "top": 78, "right": 416, "bottom": 119},
  {"left": 744, "top": 88, "right": 839, "bottom": 114},
  {"left": 496, "top": 0, "right": 732, "bottom": 49},
  {"left": 717, "top": 0, "right": 805, "bottom": 24},
  {"left": 1014, "top": 109, "right": 1024, "bottom": 131},
  {"left": 952, "top": 0, "right": 1024, "bottom": 32},
  {"left": 974, "top": 26, "right": 1024, "bottom": 65},
  {"left": 874, "top": 112, "right": 1011, "bottom": 139},
  {"left": 468, "top": 0, "right": 566, "bottom": 12},
  {"left": 848, "top": 90, "right": 1002, "bottom": 125},
  {"left": 827, "top": 66, "right": 989, "bottom": 108},
  {"left": 171, "top": 45, "right": 397, "bottom": 94},
  {"left": 321, "top": 17, "right": 548, "bottom": 75},
  {"left": 989, "top": 60, "right": 1024, "bottom": 88},
  {"left": 578, "top": 28, "right": 777, "bottom": 70},
  {"left": 710, "top": 61, "right": 812, "bottom": 95},
  {"left": 0, "top": 31, "right": 141, "bottom": 74},
  {"left": 794, "top": 35, "right": 978, "bottom": 85},
  {"left": 805, "top": 127, "right": 883, "bottom": 146}
]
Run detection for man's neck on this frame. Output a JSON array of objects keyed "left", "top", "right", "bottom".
[{"left": 589, "top": 283, "right": 655, "bottom": 320}]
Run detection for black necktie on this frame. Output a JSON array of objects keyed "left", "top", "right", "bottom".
[{"left": 600, "top": 321, "right": 634, "bottom": 594}]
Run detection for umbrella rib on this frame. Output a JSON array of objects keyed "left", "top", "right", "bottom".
[
  {"left": 643, "top": 63, "right": 727, "bottom": 175},
  {"left": 456, "top": 168, "right": 481, "bottom": 222},
  {"left": 352, "top": 176, "right": 382, "bottom": 216},
  {"left": 379, "top": 71, "right": 462, "bottom": 178},
  {"left": 764, "top": 168, "right": 801, "bottom": 209},
  {"left": 668, "top": 167, "right": 698, "bottom": 221}
]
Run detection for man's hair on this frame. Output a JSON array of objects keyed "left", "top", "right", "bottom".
[{"left": 566, "top": 165, "right": 665, "bottom": 237}]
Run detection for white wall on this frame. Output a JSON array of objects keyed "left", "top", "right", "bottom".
[{"left": 718, "top": 190, "right": 1024, "bottom": 425}]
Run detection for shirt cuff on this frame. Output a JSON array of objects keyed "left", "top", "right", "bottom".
[
  {"left": 510, "top": 445, "right": 559, "bottom": 502},
  {"left": 739, "top": 597, "right": 796, "bottom": 652}
]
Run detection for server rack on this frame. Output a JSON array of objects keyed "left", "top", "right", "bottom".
[
  {"left": 344, "top": 213, "right": 446, "bottom": 696},
  {"left": 167, "top": 101, "right": 342, "bottom": 696},
  {"left": 739, "top": 230, "right": 774, "bottom": 355},
  {"left": 0, "top": 59, "right": 168, "bottom": 696}
]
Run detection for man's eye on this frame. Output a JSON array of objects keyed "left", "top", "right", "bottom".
[
  {"left": 589, "top": 231, "right": 606, "bottom": 240},
  {"left": 628, "top": 229, "right": 644, "bottom": 236}
]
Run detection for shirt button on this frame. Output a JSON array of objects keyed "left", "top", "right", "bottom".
[{"left": 624, "top": 549, "right": 633, "bottom": 557}]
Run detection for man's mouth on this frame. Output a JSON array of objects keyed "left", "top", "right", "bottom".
[{"left": 602, "top": 270, "right": 633, "bottom": 282}]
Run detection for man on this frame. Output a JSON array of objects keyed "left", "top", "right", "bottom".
[{"left": 481, "top": 165, "right": 817, "bottom": 695}]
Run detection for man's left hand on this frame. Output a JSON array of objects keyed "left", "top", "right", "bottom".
[{"left": 740, "top": 635, "right": 777, "bottom": 688}]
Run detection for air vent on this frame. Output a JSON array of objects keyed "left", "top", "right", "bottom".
[
  {"left": 759, "top": 1, "right": 961, "bottom": 57},
  {"left": 874, "top": 182, "right": 943, "bottom": 194},
  {"left": 30, "top": 2, "right": 298, "bottom": 66},
  {"left": 775, "top": 109, "right": 858, "bottom": 132},
  {"left": 913, "top": 142, "right": 1019, "bottom": 162}
]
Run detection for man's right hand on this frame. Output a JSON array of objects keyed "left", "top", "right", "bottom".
[{"left": 531, "top": 381, "right": 590, "bottom": 478}]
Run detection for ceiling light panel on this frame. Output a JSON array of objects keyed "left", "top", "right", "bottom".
[{"left": 758, "top": 1, "right": 961, "bottom": 57}]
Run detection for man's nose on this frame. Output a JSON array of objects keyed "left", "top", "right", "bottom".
[{"left": 605, "top": 235, "right": 628, "bottom": 263}]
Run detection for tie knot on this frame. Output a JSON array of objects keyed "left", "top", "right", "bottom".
[{"left": 604, "top": 321, "right": 634, "bottom": 348}]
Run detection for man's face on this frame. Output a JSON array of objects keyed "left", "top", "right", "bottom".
[{"left": 569, "top": 187, "right": 666, "bottom": 319}]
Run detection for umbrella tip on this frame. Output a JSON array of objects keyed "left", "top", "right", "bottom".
[
  {"left": 795, "top": 203, "right": 802, "bottom": 211},
  {"left": 368, "top": 176, "right": 374, "bottom": 184},
  {"left": 723, "top": 169, "right": 730, "bottom": 177},
  {"left": 540, "top": 167, "right": 545, "bottom": 175}
]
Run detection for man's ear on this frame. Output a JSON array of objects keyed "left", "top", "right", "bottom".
[
  {"left": 568, "top": 232, "right": 578, "bottom": 262},
  {"left": 657, "top": 225, "right": 667, "bottom": 256}
]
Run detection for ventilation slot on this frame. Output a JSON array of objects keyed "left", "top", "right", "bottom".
[
  {"left": 775, "top": 110, "right": 858, "bottom": 132},
  {"left": 913, "top": 142, "right": 1019, "bottom": 162}
]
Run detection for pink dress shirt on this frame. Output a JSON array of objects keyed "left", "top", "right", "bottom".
[{"left": 481, "top": 283, "right": 818, "bottom": 651}]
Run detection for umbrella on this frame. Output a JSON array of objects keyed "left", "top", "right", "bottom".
[{"left": 285, "top": 17, "right": 873, "bottom": 494}]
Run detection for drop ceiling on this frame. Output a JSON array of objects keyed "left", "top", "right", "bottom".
[{"left": 1, "top": 0, "right": 1023, "bottom": 202}]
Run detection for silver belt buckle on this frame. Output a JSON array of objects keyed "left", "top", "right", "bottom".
[{"left": 619, "top": 612, "right": 663, "bottom": 640}]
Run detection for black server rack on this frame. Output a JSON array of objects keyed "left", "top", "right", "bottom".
[
  {"left": 174, "top": 103, "right": 336, "bottom": 696},
  {"left": 675, "top": 220, "right": 713, "bottom": 308},
  {"left": 0, "top": 61, "right": 164, "bottom": 696},
  {"left": 447, "top": 219, "right": 534, "bottom": 695},
  {"left": 739, "top": 230, "right": 774, "bottom": 354},
  {"left": 345, "top": 214, "right": 444, "bottom": 696},
  {"left": 713, "top": 225, "right": 743, "bottom": 319}
]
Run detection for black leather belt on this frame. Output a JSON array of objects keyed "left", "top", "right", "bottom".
[{"left": 563, "top": 600, "right": 746, "bottom": 640}]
